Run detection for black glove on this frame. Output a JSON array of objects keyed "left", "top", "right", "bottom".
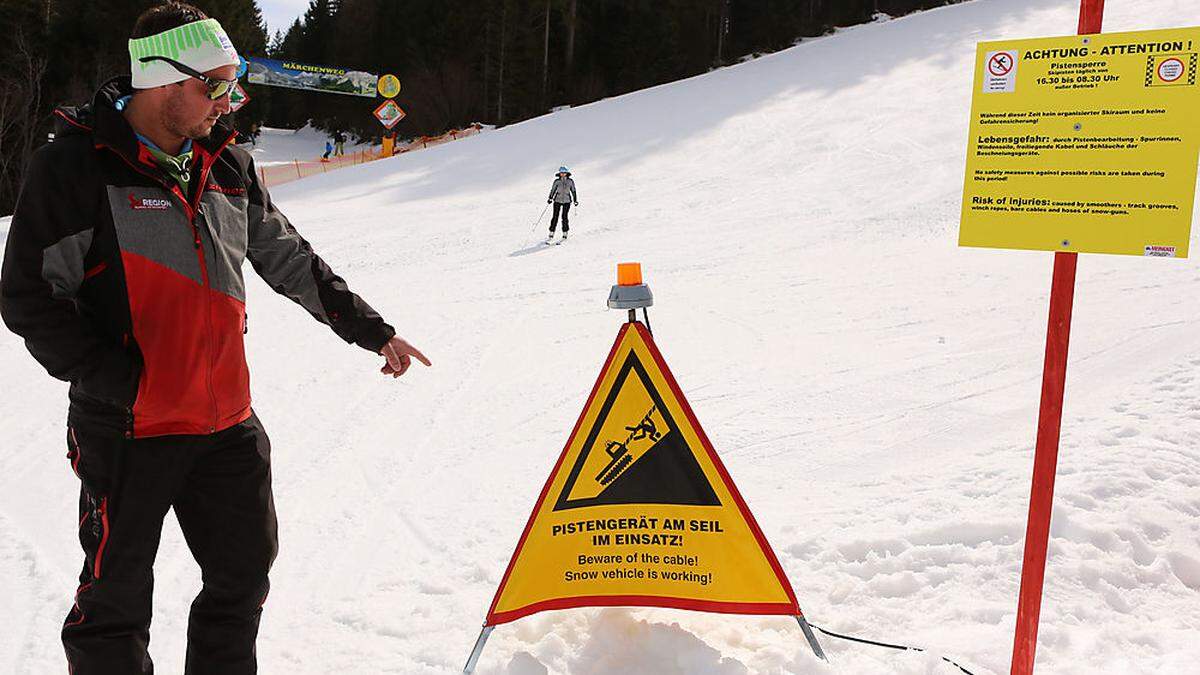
[{"left": 547, "top": 199, "right": 552, "bottom": 204}]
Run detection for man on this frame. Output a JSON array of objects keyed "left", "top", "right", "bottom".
[
  {"left": 0, "top": 3, "right": 430, "bottom": 673},
  {"left": 546, "top": 166, "right": 578, "bottom": 242},
  {"left": 333, "top": 130, "right": 346, "bottom": 157}
]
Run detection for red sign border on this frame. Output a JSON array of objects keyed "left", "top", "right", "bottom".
[
  {"left": 1157, "top": 57, "right": 1185, "bottom": 83},
  {"left": 373, "top": 99, "right": 406, "bottom": 129},
  {"left": 229, "top": 83, "right": 250, "bottom": 112},
  {"left": 989, "top": 51, "right": 1015, "bottom": 77}
]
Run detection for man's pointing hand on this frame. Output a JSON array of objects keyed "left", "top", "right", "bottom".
[{"left": 380, "top": 336, "right": 431, "bottom": 378}]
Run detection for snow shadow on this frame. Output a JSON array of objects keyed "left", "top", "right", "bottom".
[{"left": 509, "top": 241, "right": 558, "bottom": 257}]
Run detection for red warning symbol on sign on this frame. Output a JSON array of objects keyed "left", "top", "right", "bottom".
[
  {"left": 1157, "top": 57, "right": 1185, "bottom": 83},
  {"left": 989, "top": 52, "right": 1015, "bottom": 77}
]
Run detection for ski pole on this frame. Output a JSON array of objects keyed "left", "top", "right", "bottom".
[{"left": 529, "top": 203, "right": 550, "bottom": 235}]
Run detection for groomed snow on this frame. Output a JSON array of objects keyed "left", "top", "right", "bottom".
[{"left": 3, "top": 0, "right": 1199, "bottom": 673}]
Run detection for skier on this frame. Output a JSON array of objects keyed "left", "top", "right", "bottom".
[
  {"left": 333, "top": 130, "right": 346, "bottom": 156},
  {"left": 546, "top": 166, "right": 578, "bottom": 242},
  {"left": 322, "top": 138, "right": 333, "bottom": 161},
  {"left": 0, "top": 3, "right": 430, "bottom": 673}
]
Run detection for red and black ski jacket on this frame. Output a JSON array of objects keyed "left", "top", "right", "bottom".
[{"left": 1, "top": 77, "right": 395, "bottom": 438}]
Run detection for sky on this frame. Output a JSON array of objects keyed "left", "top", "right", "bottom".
[{"left": 259, "top": 0, "right": 308, "bottom": 38}]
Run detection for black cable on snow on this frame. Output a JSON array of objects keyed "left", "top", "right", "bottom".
[{"left": 807, "top": 623, "right": 978, "bottom": 675}]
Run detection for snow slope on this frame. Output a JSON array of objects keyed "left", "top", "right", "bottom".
[
  {"left": 242, "top": 124, "right": 372, "bottom": 166},
  {"left": 4, "top": 0, "right": 1200, "bottom": 673}
]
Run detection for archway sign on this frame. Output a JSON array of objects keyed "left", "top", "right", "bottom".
[{"left": 464, "top": 263, "right": 824, "bottom": 673}]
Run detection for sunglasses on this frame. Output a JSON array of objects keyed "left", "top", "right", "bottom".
[{"left": 139, "top": 56, "right": 238, "bottom": 100}]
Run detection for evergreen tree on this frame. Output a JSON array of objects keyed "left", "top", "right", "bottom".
[{"left": 1, "top": 0, "right": 969, "bottom": 214}]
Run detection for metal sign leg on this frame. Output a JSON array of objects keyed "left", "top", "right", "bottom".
[
  {"left": 463, "top": 625, "right": 495, "bottom": 674},
  {"left": 796, "top": 615, "right": 827, "bottom": 662}
]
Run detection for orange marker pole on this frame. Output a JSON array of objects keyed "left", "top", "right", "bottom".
[{"left": 1010, "top": 3, "right": 1103, "bottom": 674}]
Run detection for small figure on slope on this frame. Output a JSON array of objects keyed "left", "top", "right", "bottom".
[{"left": 546, "top": 166, "right": 578, "bottom": 242}]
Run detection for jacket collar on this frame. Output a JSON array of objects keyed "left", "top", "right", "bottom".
[
  {"left": 46, "top": 76, "right": 243, "bottom": 212},
  {"left": 87, "top": 76, "right": 237, "bottom": 163},
  {"left": 56, "top": 75, "right": 234, "bottom": 165}
]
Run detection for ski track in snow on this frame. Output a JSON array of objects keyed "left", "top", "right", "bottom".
[{"left": 4, "top": 0, "right": 1200, "bottom": 672}]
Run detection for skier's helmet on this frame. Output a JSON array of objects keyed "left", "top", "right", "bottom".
[{"left": 557, "top": 166, "right": 570, "bottom": 175}]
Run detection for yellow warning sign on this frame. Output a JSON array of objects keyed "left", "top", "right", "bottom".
[
  {"left": 377, "top": 73, "right": 401, "bottom": 99},
  {"left": 486, "top": 322, "right": 801, "bottom": 625},
  {"left": 960, "top": 27, "right": 1200, "bottom": 258}
]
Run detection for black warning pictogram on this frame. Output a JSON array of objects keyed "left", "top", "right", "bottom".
[
  {"left": 595, "top": 405, "right": 664, "bottom": 486},
  {"left": 553, "top": 352, "right": 721, "bottom": 511}
]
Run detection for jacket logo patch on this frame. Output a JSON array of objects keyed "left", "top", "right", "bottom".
[
  {"left": 207, "top": 183, "right": 247, "bottom": 197},
  {"left": 128, "top": 194, "right": 172, "bottom": 211}
]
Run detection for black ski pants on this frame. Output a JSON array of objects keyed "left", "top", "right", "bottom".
[
  {"left": 62, "top": 413, "right": 278, "bottom": 675},
  {"left": 550, "top": 202, "right": 571, "bottom": 233}
]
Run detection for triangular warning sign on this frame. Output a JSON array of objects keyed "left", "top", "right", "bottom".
[{"left": 486, "top": 322, "right": 803, "bottom": 626}]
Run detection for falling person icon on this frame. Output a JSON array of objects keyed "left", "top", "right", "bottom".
[{"left": 626, "top": 407, "right": 662, "bottom": 442}]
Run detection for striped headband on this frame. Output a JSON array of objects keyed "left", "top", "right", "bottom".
[{"left": 128, "top": 18, "right": 240, "bottom": 89}]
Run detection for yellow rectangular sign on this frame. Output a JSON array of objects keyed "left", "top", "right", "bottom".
[{"left": 960, "top": 27, "right": 1200, "bottom": 258}]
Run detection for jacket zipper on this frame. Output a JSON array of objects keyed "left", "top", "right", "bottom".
[
  {"left": 191, "top": 211, "right": 219, "bottom": 433},
  {"left": 98, "top": 132, "right": 236, "bottom": 434},
  {"left": 191, "top": 134, "right": 237, "bottom": 432}
]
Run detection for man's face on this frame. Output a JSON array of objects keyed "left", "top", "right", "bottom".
[{"left": 161, "top": 64, "right": 236, "bottom": 140}]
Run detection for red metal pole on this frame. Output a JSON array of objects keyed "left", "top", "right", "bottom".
[
  {"left": 1009, "top": 251, "right": 1077, "bottom": 675},
  {"left": 1010, "top": 4, "right": 1102, "bottom": 674},
  {"left": 1076, "top": 0, "right": 1105, "bottom": 34}
]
